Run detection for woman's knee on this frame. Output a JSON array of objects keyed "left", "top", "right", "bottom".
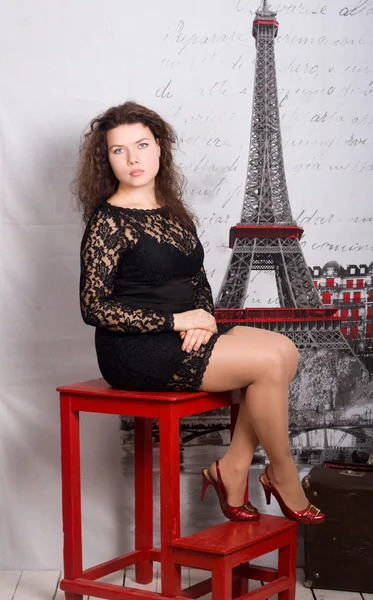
[
  {"left": 260, "top": 348, "right": 290, "bottom": 383},
  {"left": 228, "top": 326, "right": 298, "bottom": 365},
  {"left": 277, "top": 335, "right": 299, "bottom": 378},
  {"left": 279, "top": 334, "right": 298, "bottom": 359},
  {"left": 227, "top": 326, "right": 298, "bottom": 380},
  {"left": 200, "top": 336, "right": 279, "bottom": 392}
]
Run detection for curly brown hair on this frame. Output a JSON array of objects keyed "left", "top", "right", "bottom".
[{"left": 71, "top": 100, "right": 197, "bottom": 229}]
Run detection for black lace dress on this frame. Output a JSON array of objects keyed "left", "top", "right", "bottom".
[{"left": 79, "top": 201, "right": 232, "bottom": 391}]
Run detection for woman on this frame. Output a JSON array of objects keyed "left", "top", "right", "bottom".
[{"left": 73, "top": 101, "right": 325, "bottom": 526}]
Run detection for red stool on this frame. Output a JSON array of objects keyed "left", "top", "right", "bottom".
[
  {"left": 172, "top": 516, "right": 297, "bottom": 600},
  {"left": 57, "top": 378, "right": 297, "bottom": 600}
]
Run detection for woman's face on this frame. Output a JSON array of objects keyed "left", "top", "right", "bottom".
[{"left": 106, "top": 122, "right": 161, "bottom": 189}]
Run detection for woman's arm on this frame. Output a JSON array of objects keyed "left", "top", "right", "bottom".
[
  {"left": 191, "top": 265, "right": 214, "bottom": 315},
  {"left": 79, "top": 210, "right": 174, "bottom": 334}
]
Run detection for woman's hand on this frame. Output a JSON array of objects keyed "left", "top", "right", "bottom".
[
  {"left": 173, "top": 309, "right": 218, "bottom": 334},
  {"left": 180, "top": 329, "right": 215, "bottom": 352}
]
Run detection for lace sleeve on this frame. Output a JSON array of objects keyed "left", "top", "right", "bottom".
[
  {"left": 79, "top": 209, "right": 175, "bottom": 334},
  {"left": 191, "top": 265, "right": 215, "bottom": 315}
]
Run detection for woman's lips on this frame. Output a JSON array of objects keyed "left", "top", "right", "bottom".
[{"left": 130, "top": 170, "right": 144, "bottom": 177}]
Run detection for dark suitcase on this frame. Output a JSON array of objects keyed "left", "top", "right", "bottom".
[{"left": 302, "top": 462, "right": 373, "bottom": 593}]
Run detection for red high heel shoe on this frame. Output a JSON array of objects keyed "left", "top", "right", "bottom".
[
  {"left": 259, "top": 466, "right": 326, "bottom": 525},
  {"left": 201, "top": 459, "right": 260, "bottom": 522}
]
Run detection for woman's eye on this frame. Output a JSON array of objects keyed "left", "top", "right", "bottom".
[{"left": 113, "top": 143, "right": 147, "bottom": 154}]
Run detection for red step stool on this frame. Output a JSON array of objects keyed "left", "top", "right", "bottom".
[
  {"left": 173, "top": 516, "right": 297, "bottom": 600},
  {"left": 57, "top": 378, "right": 297, "bottom": 600}
]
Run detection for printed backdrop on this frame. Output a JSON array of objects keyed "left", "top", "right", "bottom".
[{"left": 0, "top": 0, "right": 372, "bottom": 569}]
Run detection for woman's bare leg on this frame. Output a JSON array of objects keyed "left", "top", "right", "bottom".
[
  {"left": 243, "top": 352, "right": 306, "bottom": 511},
  {"left": 208, "top": 388, "right": 259, "bottom": 506},
  {"left": 200, "top": 329, "right": 308, "bottom": 511},
  {"left": 225, "top": 326, "right": 299, "bottom": 383},
  {"left": 208, "top": 326, "right": 299, "bottom": 506}
]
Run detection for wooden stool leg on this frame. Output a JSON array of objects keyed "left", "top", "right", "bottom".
[
  {"left": 278, "top": 527, "right": 297, "bottom": 600},
  {"left": 230, "top": 393, "right": 240, "bottom": 434},
  {"left": 60, "top": 394, "right": 83, "bottom": 600},
  {"left": 159, "top": 406, "right": 181, "bottom": 596},
  {"left": 212, "top": 559, "right": 232, "bottom": 600},
  {"left": 232, "top": 565, "right": 248, "bottom": 598},
  {"left": 230, "top": 399, "right": 249, "bottom": 504},
  {"left": 134, "top": 417, "right": 153, "bottom": 584}
]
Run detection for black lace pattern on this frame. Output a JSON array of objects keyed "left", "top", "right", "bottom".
[{"left": 80, "top": 202, "right": 230, "bottom": 391}]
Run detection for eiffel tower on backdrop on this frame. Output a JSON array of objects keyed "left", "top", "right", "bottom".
[{"left": 214, "top": 0, "right": 357, "bottom": 357}]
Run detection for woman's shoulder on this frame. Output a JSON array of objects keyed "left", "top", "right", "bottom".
[
  {"left": 82, "top": 200, "right": 137, "bottom": 244},
  {"left": 87, "top": 200, "right": 128, "bottom": 229}
]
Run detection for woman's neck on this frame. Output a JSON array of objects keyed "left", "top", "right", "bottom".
[{"left": 111, "top": 186, "right": 160, "bottom": 209}]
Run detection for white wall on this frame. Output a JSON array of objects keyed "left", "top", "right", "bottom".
[{"left": 0, "top": 0, "right": 372, "bottom": 568}]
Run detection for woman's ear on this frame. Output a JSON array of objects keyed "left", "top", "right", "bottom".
[{"left": 156, "top": 137, "right": 161, "bottom": 156}]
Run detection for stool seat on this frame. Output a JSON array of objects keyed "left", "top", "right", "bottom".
[
  {"left": 172, "top": 514, "right": 294, "bottom": 555},
  {"left": 57, "top": 377, "right": 214, "bottom": 402}
]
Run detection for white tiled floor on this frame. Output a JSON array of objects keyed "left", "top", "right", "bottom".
[{"left": 1, "top": 568, "right": 372, "bottom": 600}]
